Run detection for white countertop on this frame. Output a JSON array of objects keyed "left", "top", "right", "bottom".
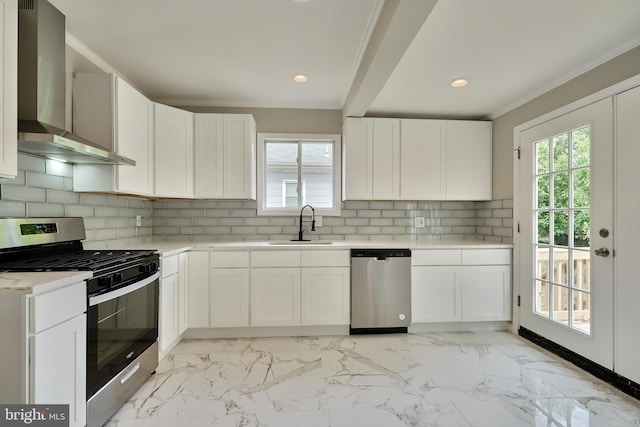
[
  {"left": 0, "top": 271, "right": 92, "bottom": 295},
  {"left": 103, "top": 239, "right": 512, "bottom": 256}
]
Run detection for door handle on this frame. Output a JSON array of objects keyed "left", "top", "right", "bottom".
[{"left": 594, "top": 248, "right": 610, "bottom": 257}]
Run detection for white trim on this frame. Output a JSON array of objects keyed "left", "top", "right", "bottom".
[
  {"left": 257, "top": 133, "right": 342, "bottom": 216},
  {"left": 512, "top": 72, "right": 640, "bottom": 333}
]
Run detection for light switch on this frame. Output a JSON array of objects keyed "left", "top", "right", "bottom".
[{"left": 136, "top": 215, "right": 142, "bottom": 227}]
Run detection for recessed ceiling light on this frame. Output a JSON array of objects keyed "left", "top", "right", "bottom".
[
  {"left": 293, "top": 74, "right": 309, "bottom": 83},
  {"left": 450, "top": 78, "right": 469, "bottom": 88}
]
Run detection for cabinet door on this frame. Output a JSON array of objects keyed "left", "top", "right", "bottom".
[
  {"left": 446, "top": 121, "right": 492, "bottom": 200},
  {"left": 400, "top": 119, "right": 445, "bottom": 200},
  {"left": 160, "top": 274, "right": 178, "bottom": 353},
  {"left": 301, "top": 267, "right": 349, "bottom": 325},
  {"left": 460, "top": 265, "right": 511, "bottom": 321},
  {"left": 30, "top": 314, "right": 86, "bottom": 427},
  {"left": 177, "top": 252, "right": 189, "bottom": 335},
  {"left": 194, "top": 114, "right": 224, "bottom": 198},
  {"left": 223, "top": 115, "right": 256, "bottom": 199},
  {"left": 372, "top": 118, "right": 400, "bottom": 199},
  {"left": 188, "top": 252, "right": 209, "bottom": 327},
  {"left": 0, "top": 0, "right": 17, "bottom": 178},
  {"left": 412, "top": 266, "right": 461, "bottom": 322},
  {"left": 155, "top": 103, "right": 194, "bottom": 198},
  {"left": 116, "top": 78, "right": 155, "bottom": 195},
  {"left": 210, "top": 268, "right": 249, "bottom": 327},
  {"left": 251, "top": 268, "right": 300, "bottom": 326},
  {"left": 342, "top": 118, "right": 373, "bottom": 199}
]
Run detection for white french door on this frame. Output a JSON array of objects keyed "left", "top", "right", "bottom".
[{"left": 519, "top": 98, "right": 614, "bottom": 368}]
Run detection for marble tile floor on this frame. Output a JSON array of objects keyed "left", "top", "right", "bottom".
[{"left": 105, "top": 332, "right": 640, "bottom": 426}]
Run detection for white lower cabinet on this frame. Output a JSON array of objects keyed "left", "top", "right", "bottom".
[
  {"left": 160, "top": 253, "right": 189, "bottom": 355},
  {"left": 31, "top": 314, "right": 86, "bottom": 427},
  {"left": 178, "top": 252, "right": 189, "bottom": 335},
  {"left": 188, "top": 251, "right": 210, "bottom": 328},
  {"left": 460, "top": 265, "right": 511, "bottom": 321},
  {"left": 412, "top": 249, "right": 511, "bottom": 323},
  {"left": 0, "top": 279, "right": 87, "bottom": 427},
  {"left": 210, "top": 268, "right": 249, "bottom": 327},
  {"left": 301, "top": 267, "right": 350, "bottom": 325},
  {"left": 251, "top": 268, "right": 301, "bottom": 326},
  {"left": 412, "top": 266, "right": 461, "bottom": 322}
]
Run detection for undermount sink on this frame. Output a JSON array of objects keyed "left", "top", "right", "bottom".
[{"left": 268, "top": 240, "right": 334, "bottom": 246}]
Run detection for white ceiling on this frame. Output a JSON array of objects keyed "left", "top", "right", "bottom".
[{"left": 50, "top": 0, "right": 640, "bottom": 119}]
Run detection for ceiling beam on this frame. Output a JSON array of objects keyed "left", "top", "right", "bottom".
[{"left": 342, "top": 0, "right": 438, "bottom": 118}]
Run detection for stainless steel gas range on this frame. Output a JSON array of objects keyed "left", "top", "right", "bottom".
[{"left": 0, "top": 217, "right": 159, "bottom": 427}]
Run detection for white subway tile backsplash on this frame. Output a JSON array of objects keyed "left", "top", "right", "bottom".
[
  {"left": 95, "top": 206, "right": 119, "bottom": 217},
  {"left": 17, "top": 154, "right": 46, "bottom": 173},
  {"left": 2, "top": 185, "right": 46, "bottom": 202},
  {"left": 0, "top": 201, "right": 26, "bottom": 217},
  {"left": 26, "top": 172, "right": 64, "bottom": 190},
  {"left": 46, "top": 189, "right": 80, "bottom": 205},
  {"left": 27, "top": 202, "right": 64, "bottom": 217}
]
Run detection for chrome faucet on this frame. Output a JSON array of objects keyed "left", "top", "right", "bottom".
[{"left": 294, "top": 205, "right": 316, "bottom": 241}]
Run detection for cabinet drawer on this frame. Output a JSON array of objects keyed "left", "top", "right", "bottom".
[
  {"left": 31, "top": 282, "right": 86, "bottom": 334},
  {"left": 161, "top": 255, "right": 178, "bottom": 278},
  {"left": 251, "top": 251, "right": 301, "bottom": 267},
  {"left": 300, "top": 250, "right": 349, "bottom": 267},
  {"left": 411, "top": 250, "right": 461, "bottom": 266},
  {"left": 211, "top": 251, "right": 249, "bottom": 268},
  {"left": 461, "top": 249, "right": 511, "bottom": 265}
]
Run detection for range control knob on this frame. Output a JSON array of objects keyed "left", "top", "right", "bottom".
[{"left": 98, "top": 276, "right": 113, "bottom": 287}]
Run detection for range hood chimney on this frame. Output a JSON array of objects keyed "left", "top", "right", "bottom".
[{"left": 17, "top": 0, "right": 135, "bottom": 166}]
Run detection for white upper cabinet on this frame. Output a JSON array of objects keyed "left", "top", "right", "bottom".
[
  {"left": 343, "top": 117, "right": 400, "bottom": 200},
  {"left": 194, "top": 113, "right": 256, "bottom": 199},
  {"left": 445, "top": 120, "right": 492, "bottom": 200},
  {"left": 400, "top": 119, "right": 446, "bottom": 200},
  {"left": 73, "top": 74, "right": 155, "bottom": 196},
  {"left": 0, "top": 0, "right": 17, "bottom": 178},
  {"left": 155, "top": 103, "right": 194, "bottom": 198},
  {"left": 342, "top": 117, "right": 492, "bottom": 201}
]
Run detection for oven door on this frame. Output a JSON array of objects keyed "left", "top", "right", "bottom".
[{"left": 87, "top": 272, "right": 159, "bottom": 398}]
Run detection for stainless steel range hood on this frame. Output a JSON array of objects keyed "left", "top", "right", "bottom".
[{"left": 17, "top": 0, "right": 135, "bottom": 166}]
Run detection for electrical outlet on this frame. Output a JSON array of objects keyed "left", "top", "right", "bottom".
[
  {"left": 414, "top": 217, "right": 426, "bottom": 228},
  {"left": 136, "top": 215, "right": 142, "bottom": 227}
]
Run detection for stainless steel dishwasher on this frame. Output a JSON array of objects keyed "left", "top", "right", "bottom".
[{"left": 350, "top": 249, "right": 411, "bottom": 334}]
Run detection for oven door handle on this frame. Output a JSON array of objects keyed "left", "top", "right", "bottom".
[{"left": 89, "top": 272, "right": 159, "bottom": 306}]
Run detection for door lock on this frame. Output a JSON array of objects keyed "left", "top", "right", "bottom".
[{"left": 594, "top": 248, "right": 610, "bottom": 257}]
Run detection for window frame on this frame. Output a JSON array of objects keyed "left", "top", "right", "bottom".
[{"left": 257, "top": 133, "right": 342, "bottom": 216}]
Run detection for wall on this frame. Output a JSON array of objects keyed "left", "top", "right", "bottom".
[
  {"left": 492, "top": 45, "right": 640, "bottom": 200},
  {"left": 0, "top": 154, "right": 153, "bottom": 247}
]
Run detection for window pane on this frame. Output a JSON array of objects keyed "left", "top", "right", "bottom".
[
  {"left": 572, "top": 127, "right": 590, "bottom": 168},
  {"left": 553, "top": 210, "right": 569, "bottom": 246},
  {"left": 536, "top": 139, "right": 550, "bottom": 174},
  {"left": 265, "top": 142, "right": 298, "bottom": 208},
  {"left": 301, "top": 143, "right": 334, "bottom": 208},
  {"left": 552, "top": 133, "right": 569, "bottom": 171}
]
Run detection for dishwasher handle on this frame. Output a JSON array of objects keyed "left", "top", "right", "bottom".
[
  {"left": 376, "top": 257, "right": 389, "bottom": 262},
  {"left": 351, "top": 249, "right": 411, "bottom": 258}
]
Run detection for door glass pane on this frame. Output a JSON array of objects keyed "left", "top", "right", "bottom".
[
  {"left": 537, "top": 211, "right": 550, "bottom": 244},
  {"left": 573, "top": 168, "right": 590, "bottom": 208},
  {"left": 573, "top": 210, "right": 590, "bottom": 247},
  {"left": 552, "top": 133, "right": 569, "bottom": 171},
  {"left": 535, "top": 280, "right": 550, "bottom": 317},
  {"left": 535, "top": 247, "right": 550, "bottom": 280},
  {"left": 552, "top": 285, "right": 570, "bottom": 326},
  {"left": 573, "top": 250, "right": 590, "bottom": 290},
  {"left": 572, "top": 290, "right": 591, "bottom": 334},
  {"left": 536, "top": 139, "right": 550, "bottom": 174},
  {"left": 553, "top": 248, "right": 569, "bottom": 285},
  {"left": 553, "top": 172, "right": 569, "bottom": 208},
  {"left": 553, "top": 211, "right": 569, "bottom": 246},
  {"left": 571, "top": 127, "right": 590, "bottom": 168},
  {"left": 536, "top": 176, "right": 550, "bottom": 208},
  {"left": 301, "top": 142, "right": 334, "bottom": 208}
]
